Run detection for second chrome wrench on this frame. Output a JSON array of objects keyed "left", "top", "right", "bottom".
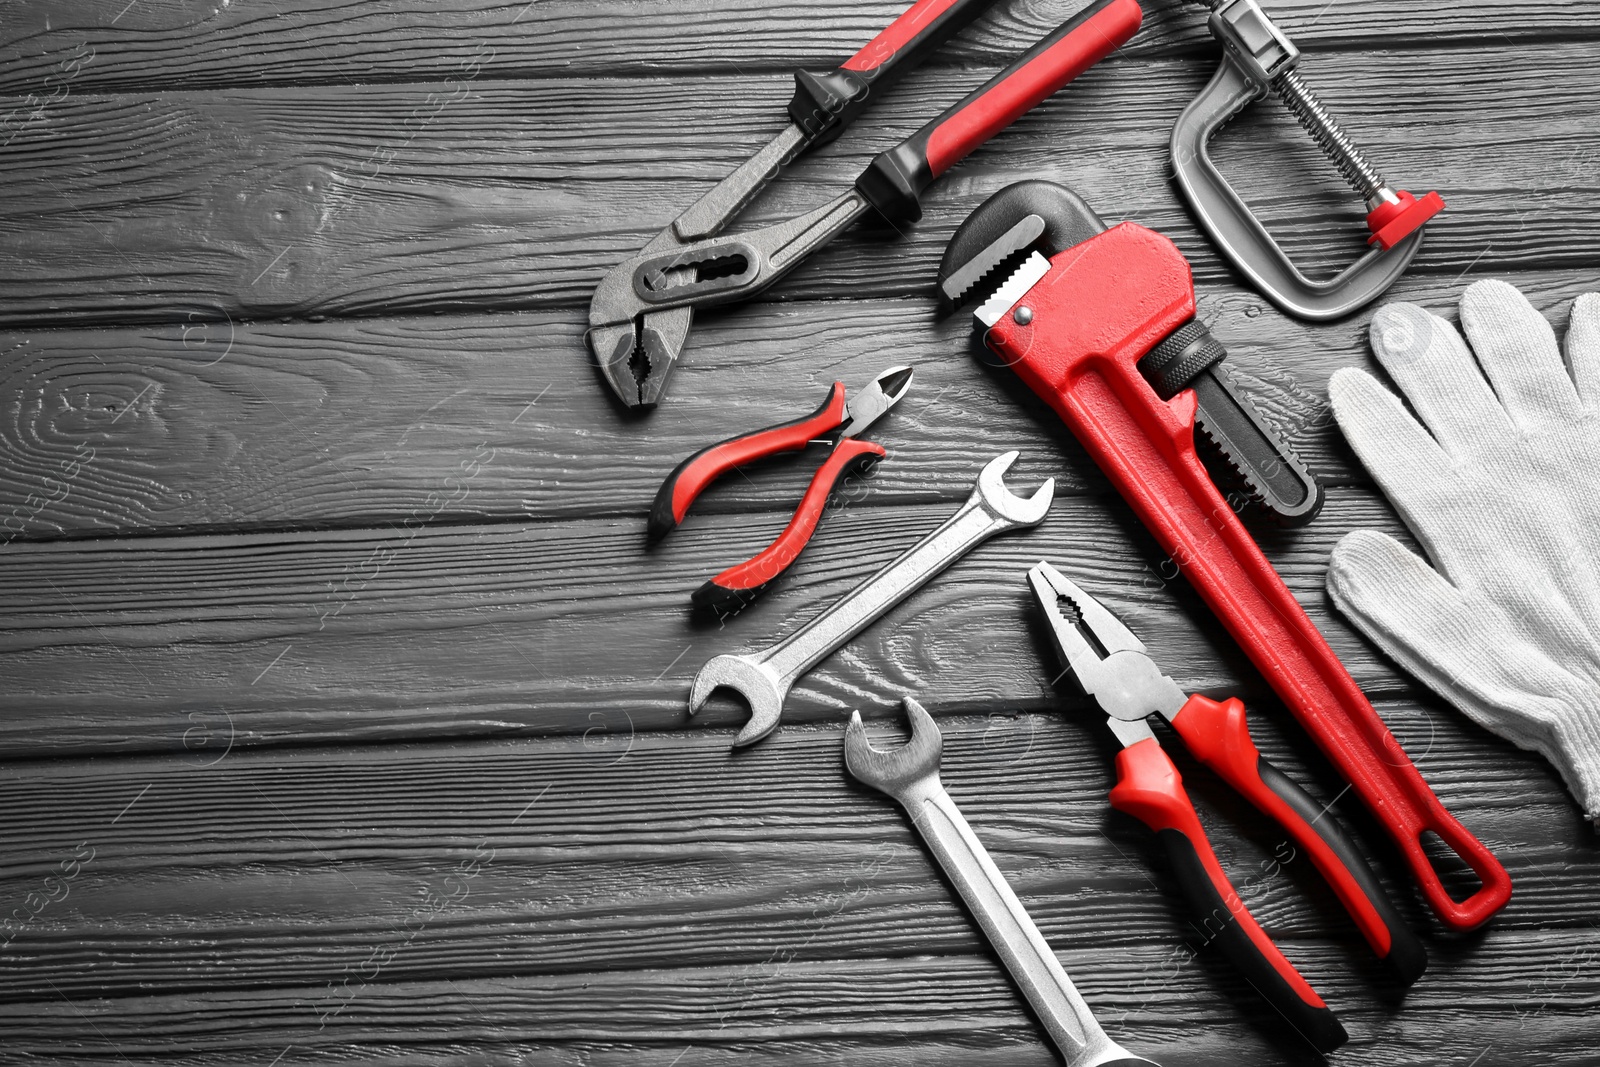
[
  {"left": 689, "top": 451, "right": 1053, "bottom": 747},
  {"left": 845, "top": 699, "right": 1152, "bottom": 1067}
]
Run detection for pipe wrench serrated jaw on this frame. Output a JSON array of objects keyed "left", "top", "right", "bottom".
[
  {"left": 936, "top": 180, "right": 1109, "bottom": 313},
  {"left": 1172, "top": 0, "right": 1444, "bottom": 321}
]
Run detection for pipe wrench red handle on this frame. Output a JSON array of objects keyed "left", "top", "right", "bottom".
[{"left": 971, "top": 212, "right": 1510, "bottom": 929}]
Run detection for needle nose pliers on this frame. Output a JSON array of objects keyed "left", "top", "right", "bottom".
[
  {"left": 1027, "top": 561, "right": 1427, "bottom": 1052},
  {"left": 651, "top": 366, "right": 913, "bottom": 613}
]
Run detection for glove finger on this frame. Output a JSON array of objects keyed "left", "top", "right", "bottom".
[
  {"left": 1369, "top": 301, "right": 1515, "bottom": 456},
  {"left": 1458, "top": 279, "right": 1582, "bottom": 431},
  {"left": 1566, "top": 292, "right": 1600, "bottom": 408},
  {"left": 1329, "top": 367, "right": 1452, "bottom": 505}
]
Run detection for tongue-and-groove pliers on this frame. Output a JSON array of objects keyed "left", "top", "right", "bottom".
[{"left": 587, "top": 0, "right": 1144, "bottom": 409}]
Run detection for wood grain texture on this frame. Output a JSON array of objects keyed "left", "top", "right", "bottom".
[
  {"left": 0, "top": 0, "right": 1593, "bottom": 94},
  {"left": 0, "top": 269, "right": 1593, "bottom": 540},
  {"left": 0, "top": 486, "right": 1430, "bottom": 755},
  {"left": 3, "top": 0, "right": 1599, "bottom": 1062},
  {"left": 0, "top": 43, "right": 1596, "bottom": 327},
  {"left": 0, "top": 713, "right": 1593, "bottom": 1064}
]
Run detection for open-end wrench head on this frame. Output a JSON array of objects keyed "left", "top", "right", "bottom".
[
  {"left": 843, "top": 698, "right": 942, "bottom": 798},
  {"left": 688, "top": 653, "right": 785, "bottom": 748},
  {"left": 976, "top": 451, "right": 1055, "bottom": 527}
]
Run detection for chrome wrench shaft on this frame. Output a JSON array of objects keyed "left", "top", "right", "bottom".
[{"left": 845, "top": 700, "right": 1152, "bottom": 1067}]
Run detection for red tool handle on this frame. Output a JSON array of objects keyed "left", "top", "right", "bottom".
[
  {"left": 789, "top": 0, "right": 999, "bottom": 143},
  {"left": 843, "top": 0, "right": 993, "bottom": 73},
  {"left": 647, "top": 382, "right": 847, "bottom": 542},
  {"left": 1171, "top": 695, "right": 1427, "bottom": 982},
  {"left": 693, "top": 437, "right": 885, "bottom": 615},
  {"left": 1110, "top": 737, "right": 1348, "bottom": 1053},
  {"left": 984, "top": 221, "right": 1512, "bottom": 930},
  {"left": 854, "top": 0, "right": 1142, "bottom": 223}
]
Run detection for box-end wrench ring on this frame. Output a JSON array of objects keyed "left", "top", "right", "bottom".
[
  {"left": 845, "top": 699, "right": 1154, "bottom": 1067},
  {"left": 689, "top": 450, "right": 1054, "bottom": 748}
]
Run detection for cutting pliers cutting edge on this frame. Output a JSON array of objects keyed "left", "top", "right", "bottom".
[
  {"left": 651, "top": 366, "right": 913, "bottom": 613},
  {"left": 1028, "top": 562, "right": 1426, "bottom": 1052},
  {"left": 588, "top": 0, "right": 1144, "bottom": 409}
]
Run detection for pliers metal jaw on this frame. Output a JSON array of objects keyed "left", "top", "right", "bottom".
[
  {"left": 1032, "top": 563, "right": 1185, "bottom": 745},
  {"left": 1029, "top": 562, "right": 1429, "bottom": 1053},
  {"left": 589, "top": 192, "right": 870, "bottom": 408}
]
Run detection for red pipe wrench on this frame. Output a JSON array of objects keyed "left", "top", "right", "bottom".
[{"left": 939, "top": 182, "right": 1511, "bottom": 930}]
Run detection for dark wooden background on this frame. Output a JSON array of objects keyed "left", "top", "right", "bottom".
[{"left": 1, "top": 0, "right": 1597, "bottom": 1063}]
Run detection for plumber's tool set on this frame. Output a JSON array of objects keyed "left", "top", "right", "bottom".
[{"left": 584, "top": 0, "right": 1598, "bottom": 1059}]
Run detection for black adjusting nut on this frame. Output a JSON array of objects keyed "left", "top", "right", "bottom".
[{"left": 1140, "top": 319, "right": 1228, "bottom": 400}]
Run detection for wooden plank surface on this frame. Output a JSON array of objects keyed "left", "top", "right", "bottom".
[
  {"left": 1, "top": 0, "right": 1594, "bottom": 94},
  {"left": 0, "top": 488, "right": 1444, "bottom": 754},
  {"left": 0, "top": 269, "right": 1591, "bottom": 540},
  {"left": 1, "top": 41, "right": 1596, "bottom": 327},
  {"left": 0, "top": 713, "right": 1593, "bottom": 1065},
  {"left": 2, "top": 0, "right": 1599, "bottom": 1063}
]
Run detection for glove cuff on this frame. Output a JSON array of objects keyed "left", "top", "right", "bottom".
[{"left": 1545, "top": 689, "right": 1600, "bottom": 827}]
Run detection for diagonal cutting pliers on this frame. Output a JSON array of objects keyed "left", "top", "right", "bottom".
[
  {"left": 588, "top": 0, "right": 1144, "bottom": 409},
  {"left": 1027, "top": 562, "right": 1427, "bottom": 1052},
  {"left": 651, "top": 366, "right": 913, "bottom": 613}
]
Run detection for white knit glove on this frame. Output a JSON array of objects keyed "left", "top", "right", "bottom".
[{"left": 1326, "top": 279, "right": 1600, "bottom": 824}]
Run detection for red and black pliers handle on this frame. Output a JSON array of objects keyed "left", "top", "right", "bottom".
[
  {"left": 649, "top": 367, "right": 912, "bottom": 613},
  {"left": 1112, "top": 694, "right": 1428, "bottom": 1052},
  {"left": 1028, "top": 562, "right": 1425, "bottom": 1052}
]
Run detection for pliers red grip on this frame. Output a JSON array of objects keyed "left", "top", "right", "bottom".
[
  {"left": 649, "top": 366, "right": 913, "bottom": 613},
  {"left": 1029, "top": 563, "right": 1427, "bottom": 1052}
]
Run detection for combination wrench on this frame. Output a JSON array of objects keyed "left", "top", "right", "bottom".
[
  {"left": 845, "top": 699, "right": 1151, "bottom": 1067},
  {"left": 689, "top": 451, "right": 1053, "bottom": 747}
]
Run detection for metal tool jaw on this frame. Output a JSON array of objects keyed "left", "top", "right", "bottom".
[
  {"left": 589, "top": 190, "right": 872, "bottom": 409},
  {"left": 1028, "top": 563, "right": 1185, "bottom": 747},
  {"left": 841, "top": 365, "right": 915, "bottom": 438},
  {"left": 1172, "top": 0, "right": 1444, "bottom": 321},
  {"left": 843, "top": 697, "right": 943, "bottom": 802}
]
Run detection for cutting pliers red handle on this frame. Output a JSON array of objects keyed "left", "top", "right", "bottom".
[
  {"left": 649, "top": 367, "right": 912, "bottom": 612},
  {"left": 698, "top": 436, "right": 885, "bottom": 613},
  {"left": 648, "top": 382, "right": 850, "bottom": 542}
]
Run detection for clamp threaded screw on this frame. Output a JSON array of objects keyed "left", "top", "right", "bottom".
[{"left": 1271, "top": 70, "right": 1390, "bottom": 205}]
